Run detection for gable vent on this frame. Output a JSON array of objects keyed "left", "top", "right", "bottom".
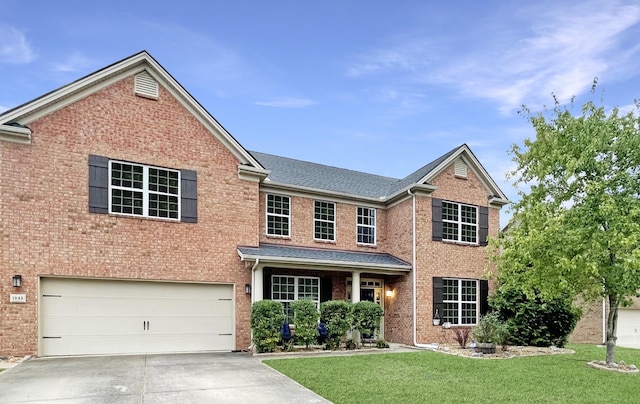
[
  {"left": 134, "top": 71, "right": 159, "bottom": 99},
  {"left": 454, "top": 158, "right": 467, "bottom": 178}
]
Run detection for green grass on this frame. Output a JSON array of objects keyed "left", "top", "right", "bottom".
[{"left": 264, "top": 344, "right": 639, "bottom": 404}]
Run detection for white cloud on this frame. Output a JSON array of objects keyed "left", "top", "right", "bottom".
[
  {"left": 0, "top": 26, "right": 35, "bottom": 64},
  {"left": 347, "top": 1, "right": 640, "bottom": 114},
  {"left": 51, "top": 52, "right": 96, "bottom": 73},
  {"left": 254, "top": 97, "right": 315, "bottom": 108}
]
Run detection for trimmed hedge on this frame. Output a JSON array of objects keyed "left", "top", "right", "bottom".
[
  {"left": 291, "top": 299, "right": 320, "bottom": 348},
  {"left": 320, "top": 300, "right": 353, "bottom": 349},
  {"left": 251, "top": 300, "right": 285, "bottom": 353}
]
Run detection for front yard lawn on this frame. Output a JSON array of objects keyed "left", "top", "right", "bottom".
[{"left": 264, "top": 344, "right": 639, "bottom": 404}]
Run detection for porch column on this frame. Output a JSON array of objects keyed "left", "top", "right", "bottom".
[
  {"left": 253, "top": 265, "right": 264, "bottom": 303},
  {"left": 351, "top": 271, "right": 361, "bottom": 303}
]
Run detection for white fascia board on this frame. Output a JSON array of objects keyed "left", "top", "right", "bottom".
[
  {"left": 421, "top": 145, "right": 509, "bottom": 201},
  {"left": 0, "top": 51, "right": 265, "bottom": 171},
  {"left": 237, "top": 252, "right": 411, "bottom": 274},
  {"left": 0, "top": 124, "right": 32, "bottom": 144},
  {"left": 259, "top": 182, "right": 389, "bottom": 208}
]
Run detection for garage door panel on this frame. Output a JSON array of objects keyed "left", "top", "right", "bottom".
[
  {"left": 617, "top": 309, "right": 640, "bottom": 348},
  {"left": 40, "top": 278, "right": 235, "bottom": 356}
]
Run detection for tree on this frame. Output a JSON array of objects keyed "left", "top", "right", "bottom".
[{"left": 493, "top": 88, "right": 640, "bottom": 364}]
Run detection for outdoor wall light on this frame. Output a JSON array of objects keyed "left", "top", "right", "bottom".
[
  {"left": 385, "top": 289, "right": 394, "bottom": 297},
  {"left": 244, "top": 284, "right": 251, "bottom": 294},
  {"left": 12, "top": 274, "right": 22, "bottom": 288}
]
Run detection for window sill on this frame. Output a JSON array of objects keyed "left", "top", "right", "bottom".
[
  {"left": 265, "top": 234, "right": 291, "bottom": 240},
  {"left": 108, "top": 213, "right": 181, "bottom": 223},
  {"left": 357, "top": 243, "right": 377, "bottom": 249},
  {"left": 313, "top": 239, "right": 336, "bottom": 245},
  {"left": 441, "top": 240, "right": 479, "bottom": 247}
]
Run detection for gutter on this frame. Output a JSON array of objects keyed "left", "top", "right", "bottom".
[{"left": 408, "top": 189, "right": 438, "bottom": 349}]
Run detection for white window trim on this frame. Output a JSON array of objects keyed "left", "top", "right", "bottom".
[
  {"left": 265, "top": 194, "right": 291, "bottom": 237},
  {"left": 313, "top": 200, "right": 336, "bottom": 242},
  {"left": 443, "top": 278, "right": 479, "bottom": 326},
  {"left": 108, "top": 160, "right": 181, "bottom": 220},
  {"left": 272, "top": 275, "right": 320, "bottom": 322},
  {"left": 442, "top": 201, "right": 478, "bottom": 245},
  {"left": 356, "top": 206, "right": 376, "bottom": 246}
]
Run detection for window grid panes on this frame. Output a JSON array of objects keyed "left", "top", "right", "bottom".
[
  {"left": 109, "top": 161, "right": 180, "bottom": 220},
  {"left": 272, "top": 276, "right": 320, "bottom": 323},
  {"left": 314, "top": 201, "right": 335, "bottom": 241},
  {"left": 266, "top": 194, "right": 290, "bottom": 236},
  {"left": 442, "top": 278, "right": 478, "bottom": 325},
  {"left": 442, "top": 201, "right": 478, "bottom": 244},
  {"left": 357, "top": 207, "right": 376, "bottom": 245}
]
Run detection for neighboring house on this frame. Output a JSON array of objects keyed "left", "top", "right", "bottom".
[
  {"left": 570, "top": 298, "right": 640, "bottom": 349},
  {"left": 0, "top": 51, "right": 509, "bottom": 357}
]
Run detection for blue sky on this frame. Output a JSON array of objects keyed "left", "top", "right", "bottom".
[{"left": 2, "top": 0, "right": 639, "bottom": 226}]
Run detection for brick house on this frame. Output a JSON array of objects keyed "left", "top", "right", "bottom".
[{"left": 0, "top": 51, "right": 509, "bottom": 357}]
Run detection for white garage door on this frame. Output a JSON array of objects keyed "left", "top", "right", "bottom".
[
  {"left": 40, "top": 278, "right": 234, "bottom": 356},
  {"left": 617, "top": 309, "right": 640, "bottom": 349}
]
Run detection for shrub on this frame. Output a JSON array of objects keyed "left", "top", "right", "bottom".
[
  {"left": 490, "top": 287, "right": 581, "bottom": 347},
  {"left": 320, "top": 300, "right": 353, "bottom": 349},
  {"left": 291, "top": 299, "right": 320, "bottom": 348},
  {"left": 452, "top": 327, "right": 472, "bottom": 348},
  {"left": 375, "top": 339, "right": 390, "bottom": 349},
  {"left": 473, "top": 312, "right": 509, "bottom": 345},
  {"left": 352, "top": 301, "right": 384, "bottom": 343},
  {"left": 250, "top": 300, "right": 285, "bottom": 353}
]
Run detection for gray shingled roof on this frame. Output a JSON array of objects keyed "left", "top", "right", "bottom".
[
  {"left": 237, "top": 243, "right": 411, "bottom": 270},
  {"left": 250, "top": 145, "right": 461, "bottom": 199}
]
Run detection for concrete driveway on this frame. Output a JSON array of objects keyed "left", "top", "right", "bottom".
[{"left": 0, "top": 352, "right": 330, "bottom": 403}]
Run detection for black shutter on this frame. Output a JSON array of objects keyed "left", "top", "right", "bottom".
[
  {"left": 432, "top": 198, "right": 443, "bottom": 241},
  {"left": 479, "top": 279, "right": 489, "bottom": 316},
  {"left": 88, "top": 155, "right": 109, "bottom": 214},
  {"left": 180, "top": 169, "right": 197, "bottom": 223},
  {"left": 263, "top": 268, "right": 272, "bottom": 300},
  {"left": 433, "top": 277, "right": 443, "bottom": 321},
  {"left": 320, "top": 278, "right": 333, "bottom": 302},
  {"left": 479, "top": 206, "right": 489, "bottom": 246}
]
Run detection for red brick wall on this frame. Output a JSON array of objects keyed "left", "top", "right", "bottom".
[
  {"left": 0, "top": 76, "right": 259, "bottom": 356},
  {"left": 414, "top": 164, "right": 500, "bottom": 344},
  {"left": 258, "top": 193, "right": 389, "bottom": 253}
]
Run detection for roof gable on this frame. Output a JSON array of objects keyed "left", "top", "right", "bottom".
[{"left": 0, "top": 51, "right": 265, "bottom": 172}]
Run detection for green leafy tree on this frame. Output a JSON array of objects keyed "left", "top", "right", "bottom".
[
  {"left": 291, "top": 299, "right": 320, "bottom": 348},
  {"left": 493, "top": 88, "right": 640, "bottom": 363}
]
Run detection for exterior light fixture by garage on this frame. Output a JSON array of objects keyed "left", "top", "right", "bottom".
[
  {"left": 12, "top": 274, "right": 22, "bottom": 288},
  {"left": 385, "top": 289, "right": 394, "bottom": 297},
  {"left": 244, "top": 284, "right": 252, "bottom": 294}
]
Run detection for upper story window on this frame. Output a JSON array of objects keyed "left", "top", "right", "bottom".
[
  {"left": 314, "top": 200, "right": 335, "bottom": 241},
  {"left": 89, "top": 155, "right": 197, "bottom": 223},
  {"left": 432, "top": 198, "right": 488, "bottom": 246},
  {"left": 442, "top": 201, "right": 478, "bottom": 244},
  {"left": 266, "top": 194, "right": 290, "bottom": 237},
  {"left": 109, "top": 160, "right": 180, "bottom": 219},
  {"left": 357, "top": 207, "right": 376, "bottom": 245}
]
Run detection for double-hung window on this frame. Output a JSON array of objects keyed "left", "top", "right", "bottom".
[
  {"left": 109, "top": 160, "right": 180, "bottom": 219},
  {"left": 357, "top": 207, "right": 376, "bottom": 245},
  {"left": 442, "top": 201, "right": 478, "bottom": 244},
  {"left": 272, "top": 275, "right": 320, "bottom": 323},
  {"left": 314, "top": 201, "right": 335, "bottom": 241},
  {"left": 442, "top": 278, "right": 478, "bottom": 325},
  {"left": 266, "top": 194, "right": 290, "bottom": 237}
]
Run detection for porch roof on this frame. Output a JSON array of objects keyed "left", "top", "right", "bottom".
[{"left": 237, "top": 243, "right": 411, "bottom": 274}]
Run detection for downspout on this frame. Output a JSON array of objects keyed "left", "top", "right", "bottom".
[{"left": 408, "top": 189, "right": 438, "bottom": 349}]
